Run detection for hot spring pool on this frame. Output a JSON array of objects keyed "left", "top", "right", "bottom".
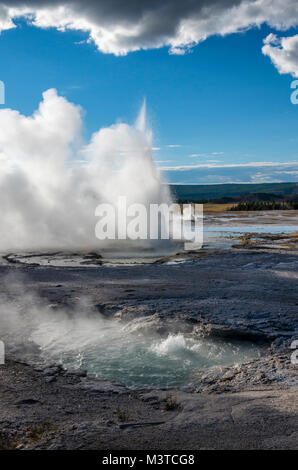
[{"left": 30, "top": 316, "right": 262, "bottom": 388}]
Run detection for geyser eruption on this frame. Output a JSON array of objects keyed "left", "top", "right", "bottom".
[{"left": 0, "top": 90, "right": 174, "bottom": 255}]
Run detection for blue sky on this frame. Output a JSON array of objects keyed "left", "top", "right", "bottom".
[{"left": 0, "top": 10, "right": 298, "bottom": 184}]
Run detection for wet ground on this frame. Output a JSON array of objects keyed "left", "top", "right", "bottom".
[
  {"left": 1, "top": 210, "right": 297, "bottom": 266},
  {"left": 0, "top": 210, "right": 297, "bottom": 449}
]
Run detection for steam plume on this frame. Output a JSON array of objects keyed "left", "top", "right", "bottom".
[{"left": 0, "top": 90, "right": 171, "bottom": 252}]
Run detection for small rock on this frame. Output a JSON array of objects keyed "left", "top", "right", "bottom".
[
  {"left": 65, "top": 369, "right": 87, "bottom": 377},
  {"left": 42, "top": 367, "right": 59, "bottom": 376},
  {"left": 45, "top": 376, "right": 56, "bottom": 383},
  {"left": 15, "top": 398, "right": 40, "bottom": 405},
  {"left": 105, "top": 420, "right": 115, "bottom": 426}
]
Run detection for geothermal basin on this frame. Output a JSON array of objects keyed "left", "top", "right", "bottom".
[{"left": 31, "top": 317, "right": 262, "bottom": 389}]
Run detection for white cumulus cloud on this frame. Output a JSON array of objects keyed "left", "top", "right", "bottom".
[
  {"left": 0, "top": 0, "right": 296, "bottom": 59},
  {"left": 262, "top": 33, "right": 298, "bottom": 77}
]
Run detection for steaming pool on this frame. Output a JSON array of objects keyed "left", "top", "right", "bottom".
[{"left": 29, "top": 316, "right": 262, "bottom": 389}]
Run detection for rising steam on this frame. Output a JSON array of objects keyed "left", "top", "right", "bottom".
[
  {"left": 0, "top": 90, "right": 172, "bottom": 253},
  {"left": 0, "top": 276, "right": 261, "bottom": 388}
]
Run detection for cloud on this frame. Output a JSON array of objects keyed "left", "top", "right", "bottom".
[
  {"left": 262, "top": 33, "right": 298, "bottom": 77},
  {"left": 167, "top": 144, "right": 182, "bottom": 148},
  {"left": 161, "top": 160, "right": 298, "bottom": 183},
  {"left": 0, "top": 1, "right": 297, "bottom": 56},
  {"left": 189, "top": 152, "right": 224, "bottom": 158},
  {"left": 160, "top": 161, "right": 298, "bottom": 171},
  {"left": 169, "top": 47, "right": 188, "bottom": 56},
  {"left": 0, "top": 4, "right": 15, "bottom": 31}
]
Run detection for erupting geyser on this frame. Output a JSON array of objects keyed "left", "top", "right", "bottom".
[{"left": 0, "top": 90, "right": 175, "bottom": 255}]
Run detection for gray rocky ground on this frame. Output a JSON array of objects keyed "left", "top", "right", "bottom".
[{"left": 0, "top": 245, "right": 297, "bottom": 449}]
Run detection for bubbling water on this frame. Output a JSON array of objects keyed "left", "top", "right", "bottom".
[
  {"left": 0, "top": 286, "right": 262, "bottom": 389},
  {"left": 31, "top": 318, "right": 261, "bottom": 389}
]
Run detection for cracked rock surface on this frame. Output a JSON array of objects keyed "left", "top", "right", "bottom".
[{"left": 0, "top": 248, "right": 297, "bottom": 449}]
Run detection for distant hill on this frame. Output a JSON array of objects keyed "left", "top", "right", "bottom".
[{"left": 169, "top": 183, "right": 298, "bottom": 203}]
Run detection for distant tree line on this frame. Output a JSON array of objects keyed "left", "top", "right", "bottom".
[{"left": 229, "top": 201, "right": 298, "bottom": 211}]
